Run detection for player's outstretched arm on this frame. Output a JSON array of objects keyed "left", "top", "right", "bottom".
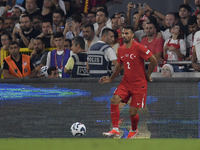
[
  {"left": 98, "top": 62, "right": 123, "bottom": 84},
  {"left": 146, "top": 55, "right": 157, "bottom": 82}
]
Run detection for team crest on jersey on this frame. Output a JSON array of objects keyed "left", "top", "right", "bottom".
[
  {"left": 14, "top": 69, "right": 18, "bottom": 74},
  {"left": 22, "top": 61, "right": 27, "bottom": 66},
  {"left": 24, "top": 68, "right": 28, "bottom": 73},
  {"left": 130, "top": 54, "right": 136, "bottom": 59},
  {"left": 125, "top": 54, "right": 129, "bottom": 57}
]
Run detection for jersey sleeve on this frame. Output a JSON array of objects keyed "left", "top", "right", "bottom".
[{"left": 138, "top": 44, "right": 152, "bottom": 61}]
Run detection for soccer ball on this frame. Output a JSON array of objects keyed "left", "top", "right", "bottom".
[
  {"left": 40, "top": 66, "right": 49, "bottom": 77},
  {"left": 70, "top": 122, "right": 86, "bottom": 136}
]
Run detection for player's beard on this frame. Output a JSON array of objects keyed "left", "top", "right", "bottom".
[{"left": 123, "top": 37, "right": 130, "bottom": 43}]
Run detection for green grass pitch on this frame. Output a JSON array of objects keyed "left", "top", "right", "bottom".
[{"left": 0, "top": 138, "right": 200, "bottom": 150}]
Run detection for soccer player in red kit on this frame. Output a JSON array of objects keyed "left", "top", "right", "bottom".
[{"left": 99, "top": 25, "right": 157, "bottom": 139}]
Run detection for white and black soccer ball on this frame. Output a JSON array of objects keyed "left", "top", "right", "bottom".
[
  {"left": 40, "top": 66, "right": 49, "bottom": 77},
  {"left": 70, "top": 122, "right": 86, "bottom": 136}
]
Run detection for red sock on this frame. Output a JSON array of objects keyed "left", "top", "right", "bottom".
[
  {"left": 110, "top": 104, "right": 120, "bottom": 128},
  {"left": 130, "top": 114, "right": 139, "bottom": 131}
]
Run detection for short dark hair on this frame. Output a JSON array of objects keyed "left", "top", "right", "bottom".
[
  {"left": 0, "top": 17, "right": 4, "bottom": 24},
  {"left": 42, "top": 19, "right": 52, "bottom": 26},
  {"left": 96, "top": 4, "right": 108, "bottom": 11},
  {"left": 123, "top": 25, "right": 135, "bottom": 33},
  {"left": 71, "top": 13, "right": 82, "bottom": 23},
  {"left": 32, "top": 15, "right": 43, "bottom": 21},
  {"left": 179, "top": 4, "right": 191, "bottom": 12},
  {"left": 110, "top": 14, "right": 115, "bottom": 20},
  {"left": 65, "top": 39, "right": 72, "bottom": 47},
  {"left": 47, "top": 67, "right": 57, "bottom": 75},
  {"left": 72, "top": 36, "right": 85, "bottom": 50},
  {"left": 97, "top": 8, "right": 108, "bottom": 18},
  {"left": 87, "top": 11, "right": 96, "bottom": 16},
  {"left": 1, "top": 33, "right": 12, "bottom": 41},
  {"left": 13, "top": 7, "right": 22, "bottom": 14},
  {"left": 9, "top": 41, "right": 20, "bottom": 48},
  {"left": 102, "top": 28, "right": 114, "bottom": 36},
  {"left": 53, "top": 32, "right": 64, "bottom": 38},
  {"left": 34, "top": 37, "right": 45, "bottom": 44},
  {"left": 53, "top": 9, "right": 65, "bottom": 18},
  {"left": 21, "top": 14, "right": 32, "bottom": 21},
  {"left": 188, "top": 15, "right": 197, "bottom": 25},
  {"left": 83, "top": 23, "right": 94, "bottom": 32},
  {"left": 4, "top": 17, "right": 14, "bottom": 23}
]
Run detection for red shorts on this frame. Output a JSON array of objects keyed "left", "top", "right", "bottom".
[{"left": 114, "top": 83, "right": 147, "bottom": 108}]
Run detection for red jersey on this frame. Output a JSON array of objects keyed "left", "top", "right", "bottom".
[
  {"left": 140, "top": 35, "right": 164, "bottom": 54},
  {"left": 117, "top": 41, "right": 152, "bottom": 89}
]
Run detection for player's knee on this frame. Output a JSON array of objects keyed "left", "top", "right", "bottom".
[
  {"left": 111, "top": 95, "right": 121, "bottom": 104},
  {"left": 129, "top": 109, "right": 137, "bottom": 117}
]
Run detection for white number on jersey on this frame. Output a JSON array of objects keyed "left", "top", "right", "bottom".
[{"left": 127, "top": 62, "right": 131, "bottom": 69}]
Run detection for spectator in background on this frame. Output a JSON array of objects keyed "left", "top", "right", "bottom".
[
  {"left": 0, "top": 33, "right": 12, "bottom": 67},
  {"left": 87, "top": 11, "right": 96, "bottom": 24},
  {"left": 163, "top": 24, "right": 186, "bottom": 72},
  {"left": 24, "top": 0, "right": 42, "bottom": 19},
  {"left": 41, "top": 0, "right": 56, "bottom": 22},
  {"left": 80, "top": 12, "right": 87, "bottom": 30},
  {"left": 197, "top": 12, "right": 200, "bottom": 28},
  {"left": 47, "top": 66, "right": 59, "bottom": 78},
  {"left": 4, "top": 17, "right": 14, "bottom": 37},
  {"left": 115, "top": 11, "right": 127, "bottom": 46},
  {"left": 141, "top": 18, "right": 164, "bottom": 72},
  {"left": 32, "top": 15, "right": 43, "bottom": 32},
  {"left": 64, "top": 36, "right": 89, "bottom": 77},
  {"left": 94, "top": 9, "right": 109, "bottom": 38},
  {"left": 83, "top": 23, "right": 99, "bottom": 52},
  {"left": 29, "top": 19, "right": 55, "bottom": 48},
  {"left": 111, "top": 14, "right": 118, "bottom": 30},
  {"left": 1, "top": 33, "right": 12, "bottom": 50},
  {"left": 65, "top": 13, "right": 83, "bottom": 39},
  {"left": 96, "top": 4, "right": 112, "bottom": 29},
  {"left": 46, "top": 32, "right": 71, "bottom": 78},
  {"left": 185, "top": 15, "right": 198, "bottom": 64},
  {"left": 64, "top": 39, "right": 72, "bottom": 50},
  {"left": 13, "top": 14, "right": 40, "bottom": 48},
  {"left": 111, "top": 30, "right": 120, "bottom": 55},
  {"left": 22, "top": 0, "right": 44, "bottom": 11},
  {"left": 2, "top": 41, "right": 37, "bottom": 79},
  {"left": 52, "top": 9, "right": 65, "bottom": 32},
  {"left": 30, "top": 37, "right": 48, "bottom": 73},
  {"left": 161, "top": 64, "right": 174, "bottom": 77},
  {"left": 161, "top": 12, "right": 178, "bottom": 41},
  {"left": 11, "top": 7, "right": 22, "bottom": 24},
  {"left": 87, "top": 28, "right": 117, "bottom": 77},
  {"left": 178, "top": 4, "right": 191, "bottom": 36}
]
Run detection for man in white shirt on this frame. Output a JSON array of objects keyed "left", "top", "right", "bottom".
[
  {"left": 93, "top": 9, "right": 110, "bottom": 39},
  {"left": 83, "top": 23, "right": 99, "bottom": 52}
]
